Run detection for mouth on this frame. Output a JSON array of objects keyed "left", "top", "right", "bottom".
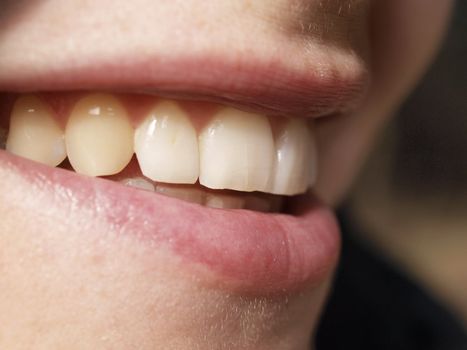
[{"left": 0, "top": 46, "right": 365, "bottom": 294}]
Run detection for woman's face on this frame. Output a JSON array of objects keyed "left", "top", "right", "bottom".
[{"left": 0, "top": 1, "right": 452, "bottom": 349}]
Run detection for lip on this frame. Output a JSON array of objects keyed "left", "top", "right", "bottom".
[
  {"left": 0, "top": 26, "right": 355, "bottom": 294},
  {"left": 0, "top": 148, "right": 340, "bottom": 294},
  {"left": 0, "top": 52, "right": 368, "bottom": 118}
]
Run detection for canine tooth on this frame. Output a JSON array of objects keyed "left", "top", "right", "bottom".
[
  {"left": 271, "top": 119, "right": 317, "bottom": 195},
  {"left": 155, "top": 184, "right": 204, "bottom": 205},
  {"left": 120, "top": 177, "right": 155, "bottom": 192},
  {"left": 205, "top": 193, "right": 245, "bottom": 210},
  {"left": 65, "top": 93, "right": 134, "bottom": 176},
  {"left": 6, "top": 95, "right": 66, "bottom": 166},
  {"left": 199, "top": 108, "right": 274, "bottom": 192},
  {"left": 134, "top": 101, "right": 199, "bottom": 184}
]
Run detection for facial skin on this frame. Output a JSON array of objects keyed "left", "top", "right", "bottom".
[{"left": 0, "top": 1, "right": 452, "bottom": 349}]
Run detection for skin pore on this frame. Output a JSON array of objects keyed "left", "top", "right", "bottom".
[{"left": 0, "top": 1, "right": 453, "bottom": 349}]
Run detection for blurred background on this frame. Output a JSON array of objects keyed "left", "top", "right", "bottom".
[{"left": 348, "top": 0, "right": 467, "bottom": 327}]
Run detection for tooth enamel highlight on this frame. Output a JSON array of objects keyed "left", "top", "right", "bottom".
[
  {"left": 270, "top": 118, "right": 317, "bottom": 195},
  {"left": 65, "top": 93, "right": 134, "bottom": 176},
  {"left": 6, "top": 95, "right": 66, "bottom": 166},
  {"left": 199, "top": 108, "right": 274, "bottom": 192},
  {"left": 134, "top": 101, "right": 199, "bottom": 184},
  {"left": 120, "top": 177, "right": 155, "bottom": 192}
]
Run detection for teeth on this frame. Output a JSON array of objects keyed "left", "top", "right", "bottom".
[
  {"left": 6, "top": 95, "right": 66, "bottom": 166},
  {"left": 155, "top": 184, "right": 205, "bottom": 205},
  {"left": 120, "top": 177, "right": 155, "bottom": 192},
  {"left": 134, "top": 100, "right": 199, "bottom": 184},
  {"left": 270, "top": 119, "right": 317, "bottom": 195},
  {"left": 199, "top": 108, "right": 274, "bottom": 192},
  {"left": 205, "top": 193, "right": 245, "bottom": 210},
  {"left": 4, "top": 92, "right": 318, "bottom": 203},
  {"left": 65, "top": 93, "right": 134, "bottom": 176}
]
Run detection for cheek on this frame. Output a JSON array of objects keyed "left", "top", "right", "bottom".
[
  {"left": 0, "top": 199, "right": 332, "bottom": 349},
  {"left": 314, "top": 0, "right": 453, "bottom": 206},
  {"left": 314, "top": 108, "right": 384, "bottom": 206}
]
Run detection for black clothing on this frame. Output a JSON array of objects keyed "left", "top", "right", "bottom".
[{"left": 316, "top": 212, "right": 467, "bottom": 350}]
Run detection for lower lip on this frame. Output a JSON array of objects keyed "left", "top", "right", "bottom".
[{"left": 0, "top": 149, "right": 340, "bottom": 294}]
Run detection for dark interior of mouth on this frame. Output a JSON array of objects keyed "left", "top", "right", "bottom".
[{"left": 56, "top": 156, "right": 286, "bottom": 213}]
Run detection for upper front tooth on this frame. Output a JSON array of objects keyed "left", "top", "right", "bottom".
[
  {"left": 199, "top": 108, "right": 274, "bottom": 192},
  {"left": 6, "top": 95, "right": 66, "bottom": 166},
  {"left": 270, "top": 118, "right": 317, "bottom": 195},
  {"left": 6, "top": 92, "right": 315, "bottom": 197},
  {"left": 134, "top": 100, "right": 199, "bottom": 184},
  {"left": 65, "top": 93, "right": 134, "bottom": 176}
]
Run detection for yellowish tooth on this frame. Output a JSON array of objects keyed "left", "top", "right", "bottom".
[
  {"left": 199, "top": 108, "right": 274, "bottom": 192},
  {"left": 155, "top": 184, "right": 205, "bottom": 205},
  {"left": 6, "top": 95, "right": 66, "bottom": 166},
  {"left": 271, "top": 119, "right": 317, "bottom": 195},
  {"left": 65, "top": 93, "right": 134, "bottom": 176},
  {"left": 134, "top": 100, "right": 199, "bottom": 184}
]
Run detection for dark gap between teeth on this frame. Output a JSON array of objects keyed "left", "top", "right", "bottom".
[{"left": 55, "top": 156, "right": 285, "bottom": 213}]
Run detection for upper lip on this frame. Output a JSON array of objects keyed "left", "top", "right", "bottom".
[{"left": 0, "top": 52, "right": 369, "bottom": 118}]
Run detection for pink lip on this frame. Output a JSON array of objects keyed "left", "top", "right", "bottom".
[
  {"left": 0, "top": 54, "right": 368, "bottom": 118},
  {"left": 0, "top": 47, "right": 353, "bottom": 295},
  {"left": 0, "top": 150, "right": 340, "bottom": 294}
]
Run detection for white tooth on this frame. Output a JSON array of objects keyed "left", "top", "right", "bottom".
[
  {"left": 134, "top": 100, "right": 199, "bottom": 184},
  {"left": 65, "top": 93, "right": 134, "bottom": 176},
  {"left": 205, "top": 193, "right": 245, "bottom": 210},
  {"left": 120, "top": 177, "right": 155, "bottom": 192},
  {"left": 271, "top": 118, "right": 317, "bottom": 195},
  {"left": 6, "top": 95, "right": 66, "bottom": 166},
  {"left": 155, "top": 184, "right": 204, "bottom": 205},
  {"left": 199, "top": 108, "right": 274, "bottom": 192}
]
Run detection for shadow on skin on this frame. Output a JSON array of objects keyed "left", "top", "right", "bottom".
[{"left": 0, "top": 0, "right": 45, "bottom": 35}]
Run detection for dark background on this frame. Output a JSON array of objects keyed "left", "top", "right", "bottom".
[{"left": 388, "top": 1, "right": 467, "bottom": 198}]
